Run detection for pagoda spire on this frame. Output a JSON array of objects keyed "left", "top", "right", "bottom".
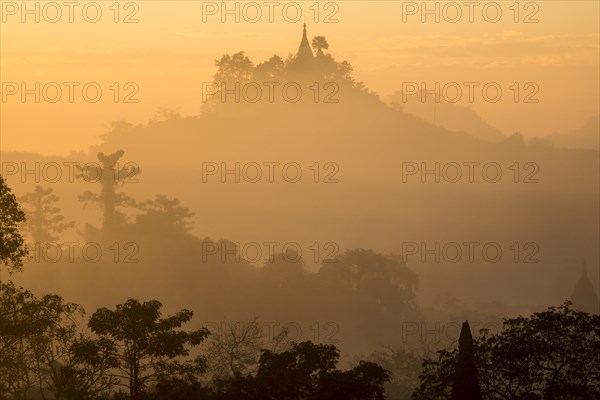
[
  {"left": 570, "top": 259, "right": 600, "bottom": 314},
  {"left": 296, "top": 22, "right": 314, "bottom": 63}
]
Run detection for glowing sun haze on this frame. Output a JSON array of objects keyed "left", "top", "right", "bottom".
[{"left": 1, "top": 0, "right": 598, "bottom": 155}]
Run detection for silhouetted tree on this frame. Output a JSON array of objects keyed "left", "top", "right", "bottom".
[
  {"left": 364, "top": 346, "right": 422, "bottom": 400},
  {"left": 216, "top": 341, "right": 390, "bottom": 400},
  {"left": 242, "top": 341, "right": 340, "bottom": 399},
  {"left": 206, "top": 316, "right": 290, "bottom": 381},
  {"left": 137, "top": 195, "right": 195, "bottom": 235},
  {"left": 19, "top": 185, "right": 74, "bottom": 244},
  {"left": 207, "top": 316, "right": 263, "bottom": 379},
  {"left": 411, "top": 348, "right": 457, "bottom": 400},
  {"left": 213, "top": 52, "right": 254, "bottom": 85},
  {"left": 147, "top": 377, "right": 210, "bottom": 400},
  {"left": 311, "top": 36, "right": 329, "bottom": 57},
  {"left": 413, "top": 303, "right": 600, "bottom": 400},
  {"left": 480, "top": 302, "right": 600, "bottom": 399},
  {"left": 262, "top": 251, "right": 306, "bottom": 290},
  {"left": 318, "top": 249, "right": 418, "bottom": 314},
  {"left": 88, "top": 299, "right": 210, "bottom": 400},
  {"left": 254, "top": 55, "right": 285, "bottom": 81},
  {"left": 206, "top": 25, "right": 372, "bottom": 111},
  {"left": 0, "top": 282, "right": 113, "bottom": 400},
  {"left": 61, "top": 337, "right": 119, "bottom": 399},
  {"left": 77, "top": 150, "right": 140, "bottom": 234},
  {"left": 0, "top": 175, "right": 28, "bottom": 273},
  {"left": 316, "top": 360, "right": 391, "bottom": 400}
]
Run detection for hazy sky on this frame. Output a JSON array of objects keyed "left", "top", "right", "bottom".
[{"left": 1, "top": 0, "right": 599, "bottom": 155}]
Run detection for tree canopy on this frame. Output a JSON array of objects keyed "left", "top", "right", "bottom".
[
  {"left": 88, "top": 299, "right": 210, "bottom": 400},
  {"left": 0, "top": 175, "right": 28, "bottom": 274},
  {"left": 412, "top": 302, "right": 600, "bottom": 400}
]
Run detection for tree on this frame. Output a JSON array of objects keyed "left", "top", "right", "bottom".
[
  {"left": 206, "top": 316, "right": 290, "bottom": 380},
  {"left": 316, "top": 360, "right": 391, "bottom": 400},
  {"left": 213, "top": 52, "right": 254, "bottom": 85},
  {"left": 479, "top": 302, "right": 600, "bottom": 399},
  {"left": 311, "top": 36, "right": 329, "bottom": 57},
  {"left": 19, "top": 185, "right": 75, "bottom": 244},
  {"left": 88, "top": 299, "right": 210, "bottom": 400},
  {"left": 205, "top": 35, "right": 373, "bottom": 113},
  {"left": 411, "top": 348, "right": 457, "bottom": 400},
  {"left": 318, "top": 249, "right": 419, "bottom": 314},
  {"left": 249, "top": 341, "right": 340, "bottom": 400},
  {"left": 217, "top": 341, "right": 391, "bottom": 400},
  {"left": 78, "top": 150, "right": 141, "bottom": 234},
  {"left": 207, "top": 316, "right": 263, "bottom": 380},
  {"left": 57, "top": 336, "right": 119, "bottom": 400},
  {"left": 146, "top": 377, "right": 210, "bottom": 400},
  {"left": 363, "top": 346, "right": 423, "bottom": 400},
  {"left": 254, "top": 55, "right": 285, "bottom": 81},
  {"left": 0, "top": 282, "right": 113, "bottom": 400},
  {"left": 137, "top": 195, "right": 195, "bottom": 235},
  {"left": 262, "top": 251, "right": 306, "bottom": 291},
  {"left": 413, "top": 302, "right": 600, "bottom": 400},
  {"left": 0, "top": 175, "right": 28, "bottom": 274}
]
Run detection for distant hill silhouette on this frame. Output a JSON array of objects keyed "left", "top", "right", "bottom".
[
  {"left": 1, "top": 24, "right": 598, "bottom": 319},
  {"left": 388, "top": 90, "right": 507, "bottom": 143},
  {"left": 545, "top": 115, "right": 600, "bottom": 150}
]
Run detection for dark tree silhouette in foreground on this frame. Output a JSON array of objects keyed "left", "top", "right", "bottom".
[
  {"left": 205, "top": 315, "right": 291, "bottom": 381},
  {"left": 88, "top": 299, "right": 210, "bottom": 400},
  {"left": 413, "top": 302, "right": 600, "bottom": 400},
  {"left": 215, "top": 341, "right": 391, "bottom": 400},
  {"left": 363, "top": 346, "right": 423, "bottom": 400},
  {"left": 0, "top": 175, "right": 28, "bottom": 274},
  {"left": 0, "top": 282, "right": 115, "bottom": 400}
]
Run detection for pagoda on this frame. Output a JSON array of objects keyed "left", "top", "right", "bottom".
[
  {"left": 289, "top": 23, "right": 316, "bottom": 76},
  {"left": 570, "top": 260, "right": 600, "bottom": 314}
]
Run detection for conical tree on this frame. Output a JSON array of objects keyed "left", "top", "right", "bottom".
[
  {"left": 19, "top": 186, "right": 74, "bottom": 244},
  {"left": 450, "top": 321, "right": 482, "bottom": 400}
]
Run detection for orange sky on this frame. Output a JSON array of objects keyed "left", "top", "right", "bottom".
[{"left": 1, "top": 0, "right": 599, "bottom": 155}]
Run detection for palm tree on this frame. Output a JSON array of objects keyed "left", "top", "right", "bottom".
[{"left": 311, "top": 36, "right": 329, "bottom": 57}]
